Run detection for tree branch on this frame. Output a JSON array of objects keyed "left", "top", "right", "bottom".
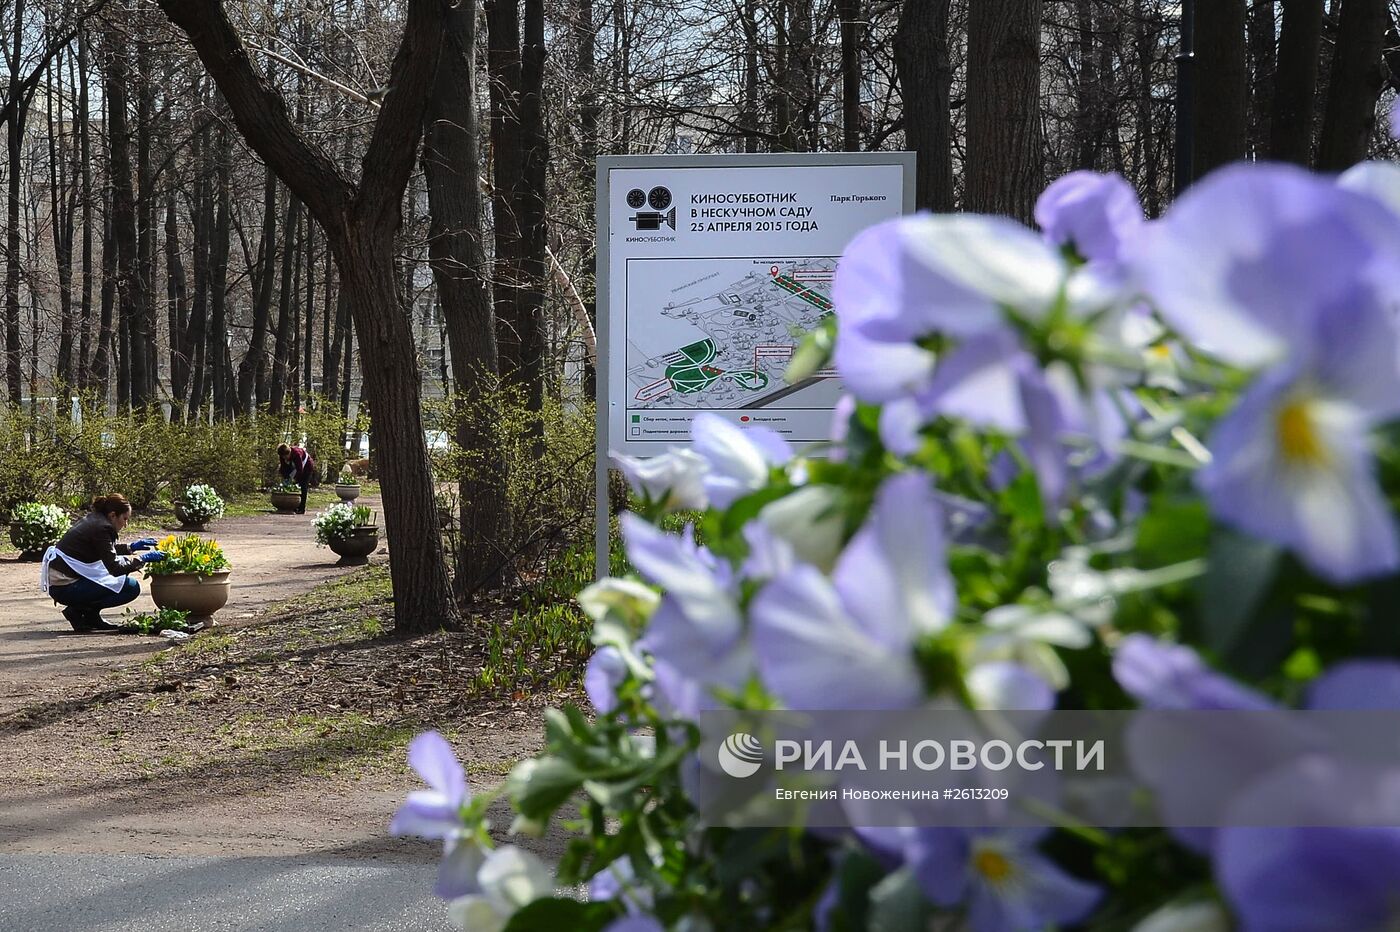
[
  {"left": 354, "top": 0, "right": 446, "bottom": 233},
  {"left": 155, "top": 0, "right": 353, "bottom": 232}
]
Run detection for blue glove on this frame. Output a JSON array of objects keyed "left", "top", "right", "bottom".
[
  {"left": 129, "top": 537, "right": 159, "bottom": 552},
  {"left": 138, "top": 551, "right": 167, "bottom": 564}
]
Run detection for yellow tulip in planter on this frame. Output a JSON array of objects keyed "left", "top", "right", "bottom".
[{"left": 146, "top": 534, "right": 232, "bottom": 624}]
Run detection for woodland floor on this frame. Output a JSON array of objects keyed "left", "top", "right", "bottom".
[{"left": 0, "top": 497, "right": 581, "bottom": 866}]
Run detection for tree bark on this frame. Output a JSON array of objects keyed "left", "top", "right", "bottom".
[
  {"left": 486, "top": 0, "right": 525, "bottom": 386},
  {"left": 1247, "top": 0, "right": 1277, "bottom": 156},
  {"left": 106, "top": 34, "right": 151, "bottom": 408},
  {"left": 425, "top": 0, "right": 509, "bottom": 596},
  {"left": 270, "top": 195, "right": 302, "bottom": 413},
  {"left": 4, "top": 0, "right": 24, "bottom": 405},
  {"left": 839, "top": 0, "right": 862, "bottom": 151},
  {"left": 158, "top": 0, "right": 461, "bottom": 631},
  {"left": 741, "top": 0, "right": 760, "bottom": 153},
  {"left": 77, "top": 25, "right": 95, "bottom": 392},
  {"left": 895, "top": 0, "right": 954, "bottom": 211},
  {"left": 211, "top": 121, "right": 233, "bottom": 419},
  {"left": 965, "top": 0, "right": 1043, "bottom": 221},
  {"left": 1317, "top": 0, "right": 1388, "bottom": 170},
  {"left": 1270, "top": 0, "right": 1324, "bottom": 163},
  {"left": 1194, "top": 0, "right": 1248, "bottom": 178},
  {"left": 166, "top": 195, "right": 191, "bottom": 415},
  {"left": 518, "top": 0, "right": 548, "bottom": 417},
  {"left": 236, "top": 168, "right": 277, "bottom": 413}
]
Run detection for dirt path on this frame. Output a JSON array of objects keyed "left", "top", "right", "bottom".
[
  {"left": 0, "top": 500, "right": 563, "bottom": 871},
  {"left": 0, "top": 498, "right": 385, "bottom": 717}
]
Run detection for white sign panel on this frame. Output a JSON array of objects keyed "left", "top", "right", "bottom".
[{"left": 597, "top": 153, "right": 914, "bottom": 457}]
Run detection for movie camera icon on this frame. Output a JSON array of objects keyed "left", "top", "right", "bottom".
[{"left": 630, "top": 206, "right": 677, "bottom": 231}]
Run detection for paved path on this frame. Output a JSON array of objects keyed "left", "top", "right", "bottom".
[{"left": 0, "top": 853, "right": 451, "bottom": 931}]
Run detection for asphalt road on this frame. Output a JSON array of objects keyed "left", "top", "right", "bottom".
[{"left": 0, "top": 853, "right": 454, "bottom": 931}]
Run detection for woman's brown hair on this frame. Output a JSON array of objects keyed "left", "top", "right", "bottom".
[
  {"left": 277, "top": 443, "right": 291, "bottom": 458},
  {"left": 91, "top": 493, "right": 132, "bottom": 517}
]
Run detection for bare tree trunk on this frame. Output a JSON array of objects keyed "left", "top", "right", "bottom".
[
  {"left": 4, "top": 0, "right": 24, "bottom": 404},
  {"left": 895, "top": 0, "right": 954, "bottom": 211},
  {"left": 106, "top": 33, "right": 150, "bottom": 408},
  {"left": 47, "top": 44, "right": 77, "bottom": 390},
  {"left": 486, "top": 0, "right": 525, "bottom": 387},
  {"left": 165, "top": 195, "right": 190, "bottom": 416},
  {"left": 93, "top": 200, "right": 115, "bottom": 399},
  {"left": 965, "top": 0, "right": 1043, "bottom": 221},
  {"left": 236, "top": 168, "right": 277, "bottom": 413},
  {"left": 741, "top": 0, "right": 760, "bottom": 153},
  {"left": 211, "top": 121, "right": 233, "bottom": 419},
  {"left": 1317, "top": 0, "right": 1388, "bottom": 170},
  {"left": 839, "top": 0, "right": 862, "bottom": 151},
  {"left": 77, "top": 26, "right": 95, "bottom": 392},
  {"left": 136, "top": 19, "right": 157, "bottom": 405},
  {"left": 1247, "top": 0, "right": 1278, "bottom": 156},
  {"left": 303, "top": 218, "right": 315, "bottom": 399},
  {"left": 425, "top": 0, "right": 509, "bottom": 595},
  {"left": 518, "top": 0, "right": 548, "bottom": 417},
  {"left": 159, "top": 0, "right": 461, "bottom": 631},
  {"left": 1194, "top": 0, "right": 1248, "bottom": 178},
  {"left": 1270, "top": 0, "right": 1324, "bottom": 163},
  {"left": 1074, "top": 0, "right": 1100, "bottom": 168},
  {"left": 270, "top": 196, "right": 302, "bottom": 413},
  {"left": 577, "top": 0, "right": 600, "bottom": 397}
]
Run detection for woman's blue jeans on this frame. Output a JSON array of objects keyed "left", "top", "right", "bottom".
[{"left": 51, "top": 576, "right": 140, "bottom": 612}]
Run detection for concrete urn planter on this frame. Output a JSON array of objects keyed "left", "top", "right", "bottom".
[
  {"left": 270, "top": 491, "right": 302, "bottom": 513},
  {"left": 334, "top": 483, "right": 361, "bottom": 503},
  {"left": 150, "top": 570, "right": 232, "bottom": 623},
  {"left": 172, "top": 500, "right": 208, "bottom": 532},
  {"left": 327, "top": 526, "right": 378, "bottom": 566}
]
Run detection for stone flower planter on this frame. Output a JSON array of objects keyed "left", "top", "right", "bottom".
[
  {"left": 327, "top": 526, "right": 378, "bottom": 566},
  {"left": 172, "top": 500, "right": 208, "bottom": 532},
  {"left": 334, "top": 483, "right": 361, "bottom": 503},
  {"left": 7, "top": 524, "right": 44, "bottom": 562},
  {"left": 150, "top": 570, "right": 232, "bottom": 623},
  {"left": 270, "top": 491, "right": 302, "bottom": 513}
]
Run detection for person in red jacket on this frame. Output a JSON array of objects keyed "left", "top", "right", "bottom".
[{"left": 277, "top": 443, "right": 316, "bottom": 514}]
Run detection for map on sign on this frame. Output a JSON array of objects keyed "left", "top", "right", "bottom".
[{"left": 624, "top": 256, "right": 838, "bottom": 410}]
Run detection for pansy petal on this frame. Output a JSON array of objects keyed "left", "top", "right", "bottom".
[
  {"left": 408, "top": 731, "right": 467, "bottom": 806},
  {"left": 1035, "top": 171, "right": 1145, "bottom": 268},
  {"left": 585, "top": 646, "right": 628, "bottom": 714},
  {"left": 390, "top": 791, "right": 463, "bottom": 839},
  {"left": 832, "top": 319, "right": 937, "bottom": 403},
  {"left": 751, "top": 565, "right": 923, "bottom": 709},
  {"left": 967, "top": 662, "right": 1055, "bottom": 711},
  {"left": 1307, "top": 661, "right": 1400, "bottom": 711},
  {"left": 923, "top": 329, "right": 1029, "bottom": 433},
  {"left": 1113, "top": 634, "right": 1275, "bottom": 711},
  {"left": 834, "top": 471, "right": 955, "bottom": 644},
  {"left": 1339, "top": 159, "right": 1400, "bottom": 217},
  {"left": 435, "top": 834, "right": 488, "bottom": 900}
]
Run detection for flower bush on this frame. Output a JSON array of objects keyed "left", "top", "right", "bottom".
[
  {"left": 336, "top": 466, "right": 357, "bottom": 485},
  {"left": 313, "top": 503, "right": 375, "bottom": 545},
  {"left": 8, "top": 502, "right": 68, "bottom": 552},
  {"left": 179, "top": 483, "right": 225, "bottom": 524},
  {"left": 271, "top": 479, "right": 302, "bottom": 494},
  {"left": 147, "top": 534, "right": 230, "bottom": 576},
  {"left": 394, "top": 156, "right": 1400, "bottom": 932}
]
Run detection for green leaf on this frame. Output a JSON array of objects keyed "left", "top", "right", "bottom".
[
  {"left": 507, "top": 757, "right": 585, "bottom": 819},
  {"left": 1198, "top": 528, "right": 1281, "bottom": 655},
  {"left": 1136, "top": 496, "right": 1210, "bottom": 568},
  {"left": 501, "top": 898, "right": 619, "bottom": 932},
  {"left": 866, "top": 867, "right": 932, "bottom": 932}
]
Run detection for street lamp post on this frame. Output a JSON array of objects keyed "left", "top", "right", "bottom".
[{"left": 1174, "top": 0, "right": 1196, "bottom": 195}]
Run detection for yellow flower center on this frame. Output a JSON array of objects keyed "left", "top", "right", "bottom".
[
  {"left": 972, "top": 849, "right": 1014, "bottom": 884},
  {"left": 1146, "top": 343, "right": 1173, "bottom": 360},
  {"left": 1275, "top": 397, "right": 1329, "bottom": 467}
]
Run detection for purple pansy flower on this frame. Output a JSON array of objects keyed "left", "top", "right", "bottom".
[
  {"left": 1193, "top": 284, "right": 1400, "bottom": 583},
  {"left": 1137, "top": 163, "right": 1400, "bottom": 368},
  {"left": 390, "top": 732, "right": 487, "bottom": 900},
  {"left": 749, "top": 471, "right": 954, "bottom": 709},
  {"left": 690, "top": 412, "right": 792, "bottom": 509},
  {"left": 896, "top": 826, "right": 1102, "bottom": 932},
  {"left": 585, "top": 646, "right": 628, "bottom": 714},
  {"left": 622, "top": 514, "right": 751, "bottom": 717},
  {"left": 830, "top": 177, "right": 1142, "bottom": 506}
]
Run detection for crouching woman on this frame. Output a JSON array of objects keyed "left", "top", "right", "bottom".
[{"left": 38, "top": 494, "right": 166, "bottom": 632}]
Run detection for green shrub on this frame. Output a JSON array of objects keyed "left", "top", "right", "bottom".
[
  {"left": 428, "top": 386, "right": 595, "bottom": 586},
  {"left": 0, "top": 400, "right": 351, "bottom": 510}
]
